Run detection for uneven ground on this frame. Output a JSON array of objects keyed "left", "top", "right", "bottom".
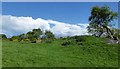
[{"left": 2, "top": 36, "right": 118, "bottom": 67}]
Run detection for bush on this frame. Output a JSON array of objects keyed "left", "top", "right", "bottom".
[
  {"left": 45, "top": 39, "right": 53, "bottom": 43},
  {"left": 10, "top": 36, "right": 19, "bottom": 41},
  {"left": 12, "top": 39, "right": 19, "bottom": 42},
  {"left": 60, "top": 37, "right": 67, "bottom": 40},
  {"left": 61, "top": 41, "right": 71, "bottom": 46},
  {"left": 77, "top": 42, "right": 83, "bottom": 46},
  {"left": 75, "top": 36, "right": 86, "bottom": 42},
  {"left": 29, "top": 38, "right": 36, "bottom": 43}
]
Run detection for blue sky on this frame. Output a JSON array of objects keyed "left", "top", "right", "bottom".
[
  {"left": 2, "top": 2, "right": 118, "bottom": 24},
  {"left": 2, "top": 2, "right": 118, "bottom": 37}
]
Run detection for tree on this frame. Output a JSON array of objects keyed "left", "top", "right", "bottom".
[
  {"left": 26, "top": 28, "right": 42, "bottom": 39},
  {"left": 88, "top": 6, "right": 118, "bottom": 40},
  {"left": 45, "top": 30, "right": 55, "bottom": 39},
  {"left": 18, "top": 34, "right": 26, "bottom": 41},
  {"left": 111, "top": 28, "right": 120, "bottom": 40},
  {"left": 26, "top": 31, "right": 34, "bottom": 40},
  {"left": 0, "top": 34, "right": 7, "bottom": 39},
  {"left": 25, "top": 28, "right": 42, "bottom": 42},
  {"left": 10, "top": 36, "right": 19, "bottom": 41},
  {"left": 32, "top": 28, "right": 42, "bottom": 39}
]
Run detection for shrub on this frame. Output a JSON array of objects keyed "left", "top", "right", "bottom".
[
  {"left": 77, "top": 42, "right": 83, "bottom": 46},
  {"left": 29, "top": 38, "right": 36, "bottom": 43},
  {"left": 45, "top": 39, "right": 53, "bottom": 43},
  {"left": 60, "top": 37, "right": 67, "bottom": 40},
  {"left": 10, "top": 36, "right": 19, "bottom": 41},
  {"left": 20, "top": 39, "right": 31, "bottom": 44},
  {"left": 75, "top": 36, "right": 86, "bottom": 42},
  {"left": 12, "top": 39, "right": 19, "bottom": 42},
  {"left": 61, "top": 41, "right": 71, "bottom": 46}
]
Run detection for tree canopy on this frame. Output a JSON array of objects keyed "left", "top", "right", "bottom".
[
  {"left": 0, "top": 34, "right": 7, "bottom": 39},
  {"left": 87, "top": 6, "right": 118, "bottom": 40},
  {"left": 45, "top": 30, "right": 55, "bottom": 39}
]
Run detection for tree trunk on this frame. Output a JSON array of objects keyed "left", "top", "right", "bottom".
[
  {"left": 98, "top": 30, "right": 103, "bottom": 37},
  {"left": 99, "top": 24, "right": 113, "bottom": 38},
  {"left": 102, "top": 24, "right": 118, "bottom": 40}
]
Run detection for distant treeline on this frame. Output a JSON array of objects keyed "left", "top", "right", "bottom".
[{"left": 0, "top": 28, "right": 55, "bottom": 43}]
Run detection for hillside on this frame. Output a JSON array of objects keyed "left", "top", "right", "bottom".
[{"left": 2, "top": 36, "right": 118, "bottom": 67}]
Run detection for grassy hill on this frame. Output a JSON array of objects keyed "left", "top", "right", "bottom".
[{"left": 2, "top": 36, "right": 118, "bottom": 67}]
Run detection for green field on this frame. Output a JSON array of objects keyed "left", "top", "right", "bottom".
[{"left": 2, "top": 36, "right": 118, "bottom": 67}]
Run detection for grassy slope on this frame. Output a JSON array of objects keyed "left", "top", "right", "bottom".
[
  {"left": 0, "top": 40, "right": 2, "bottom": 68},
  {"left": 2, "top": 37, "right": 118, "bottom": 67}
]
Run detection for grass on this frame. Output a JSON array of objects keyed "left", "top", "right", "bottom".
[
  {"left": 0, "top": 40, "right": 2, "bottom": 68},
  {"left": 2, "top": 36, "right": 118, "bottom": 67}
]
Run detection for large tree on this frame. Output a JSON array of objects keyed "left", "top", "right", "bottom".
[
  {"left": 32, "top": 28, "right": 42, "bottom": 39},
  {"left": 88, "top": 6, "right": 118, "bottom": 40},
  {"left": 26, "top": 28, "right": 42, "bottom": 42},
  {"left": 45, "top": 30, "right": 55, "bottom": 39},
  {"left": 26, "top": 28, "right": 42, "bottom": 39}
]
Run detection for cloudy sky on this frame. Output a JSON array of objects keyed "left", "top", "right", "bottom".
[{"left": 2, "top": 2, "right": 118, "bottom": 37}]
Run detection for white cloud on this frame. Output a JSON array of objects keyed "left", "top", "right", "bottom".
[{"left": 2, "top": 15, "right": 89, "bottom": 38}]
